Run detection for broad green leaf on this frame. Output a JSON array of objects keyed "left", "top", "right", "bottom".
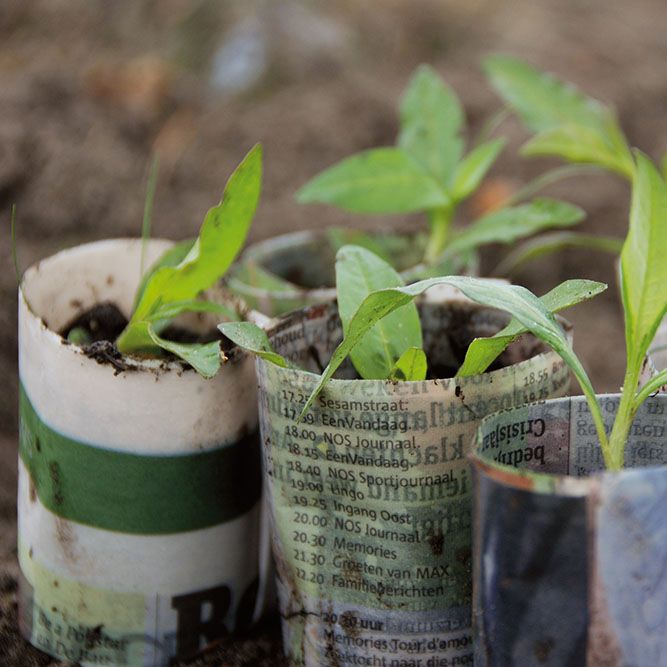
[
  {"left": 484, "top": 55, "right": 633, "bottom": 179},
  {"left": 389, "top": 347, "right": 427, "bottom": 381},
  {"left": 218, "top": 321, "right": 291, "bottom": 368},
  {"left": 494, "top": 232, "right": 623, "bottom": 276},
  {"left": 458, "top": 279, "right": 607, "bottom": 376},
  {"left": 296, "top": 148, "right": 450, "bottom": 214},
  {"left": 397, "top": 64, "right": 465, "bottom": 185},
  {"left": 442, "top": 198, "right": 584, "bottom": 259},
  {"left": 299, "top": 277, "right": 603, "bottom": 446},
  {"left": 118, "top": 144, "right": 262, "bottom": 353},
  {"left": 620, "top": 153, "right": 667, "bottom": 366},
  {"left": 336, "top": 245, "right": 422, "bottom": 379},
  {"left": 522, "top": 125, "right": 633, "bottom": 178},
  {"left": 451, "top": 138, "right": 506, "bottom": 202},
  {"left": 662, "top": 153, "right": 667, "bottom": 182},
  {"left": 484, "top": 55, "right": 610, "bottom": 133},
  {"left": 146, "top": 325, "right": 221, "bottom": 378},
  {"left": 134, "top": 239, "right": 195, "bottom": 310}
]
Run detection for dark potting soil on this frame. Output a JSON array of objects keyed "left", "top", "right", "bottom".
[{"left": 60, "top": 302, "right": 233, "bottom": 371}]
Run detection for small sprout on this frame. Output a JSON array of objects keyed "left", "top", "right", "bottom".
[
  {"left": 115, "top": 144, "right": 263, "bottom": 376},
  {"left": 67, "top": 327, "right": 92, "bottom": 346}
]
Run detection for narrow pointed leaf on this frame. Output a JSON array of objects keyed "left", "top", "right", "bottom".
[
  {"left": 494, "top": 232, "right": 623, "bottom": 276},
  {"left": 297, "top": 148, "right": 449, "bottom": 214},
  {"left": 134, "top": 240, "right": 195, "bottom": 310},
  {"left": 389, "top": 347, "right": 427, "bottom": 381},
  {"left": 218, "top": 322, "right": 291, "bottom": 368},
  {"left": 336, "top": 245, "right": 422, "bottom": 379},
  {"left": 151, "top": 299, "right": 240, "bottom": 323},
  {"left": 634, "top": 368, "right": 667, "bottom": 408},
  {"left": 442, "top": 198, "right": 584, "bottom": 259},
  {"left": 451, "top": 138, "right": 506, "bottom": 202},
  {"left": 458, "top": 279, "right": 607, "bottom": 376},
  {"left": 397, "top": 64, "right": 465, "bottom": 185},
  {"left": 118, "top": 144, "right": 262, "bottom": 354},
  {"left": 147, "top": 325, "right": 221, "bottom": 378},
  {"left": 522, "top": 125, "right": 633, "bottom": 178},
  {"left": 620, "top": 153, "right": 667, "bottom": 365},
  {"left": 131, "top": 144, "right": 261, "bottom": 324}
]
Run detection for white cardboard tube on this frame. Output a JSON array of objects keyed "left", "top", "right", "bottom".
[{"left": 18, "top": 239, "right": 269, "bottom": 667}]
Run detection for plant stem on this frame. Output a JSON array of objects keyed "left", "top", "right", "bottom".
[
  {"left": 424, "top": 206, "right": 453, "bottom": 265},
  {"left": 507, "top": 164, "right": 601, "bottom": 206},
  {"left": 606, "top": 363, "right": 642, "bottom": 470}
]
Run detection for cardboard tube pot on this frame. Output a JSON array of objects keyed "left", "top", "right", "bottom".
[
  {"left": 228, "top": 230, "right": 477, "bottom": 317},
  {"left": 255, "top": 298, "right": 571, "bottom": 666},
  {"left": 18, "top": 239, "right": 268, "bottom": 666},
  {"left": 471, "top": 394, "right": 667, "bottom": 667}
]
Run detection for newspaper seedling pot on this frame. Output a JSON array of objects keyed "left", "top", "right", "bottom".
[
  {"left": 18, "top": 239, "right": 269, "bottom": 666},
  {"left": 255, "top": 298, "right": 571, "bottom": 666},
  {"left": 472, "top": 394, "right": 667, "bottom": 667},
  {"left": 229, "top": 229, "right": 476, "bottom": 317}
]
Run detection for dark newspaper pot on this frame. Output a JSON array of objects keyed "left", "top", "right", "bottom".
[
  {"left": 255, "top": 297, "right": 571, "bottom": 666},
  {"left": 228, "top": 229, "right": 477, "bottom": 317},
  {"left": 472, "top": 394, "right": 667, "bottom": 667}
]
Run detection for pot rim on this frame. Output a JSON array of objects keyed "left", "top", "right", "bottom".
[
  {"left": 229, "top": 228, "right": 428, "bottom": 301},
  {"left": 260, "top": 299, "right": 573, "bottom": 387},
  {"left": 470, "top": 393, "right": 667, "bottom": 496},
  {"left": 20, "top": 237, "right": 240, "bottom": 375}
]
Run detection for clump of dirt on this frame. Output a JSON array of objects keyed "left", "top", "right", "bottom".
[{"left": 60, "top": 302, "right": 128, "bottom": 343}]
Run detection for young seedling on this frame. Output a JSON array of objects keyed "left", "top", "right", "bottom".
[
  {"left": 112, "top": 143, "right": 263, "bottom": 377},
  {"left": 296, "top": 64, "right": 589, "bottom": 273},
  {"left": 260, "top": 150, "right": 661, "bottom": 472},
  {"left": 221, "top": 246, "right": 605, "bottom": 427}
]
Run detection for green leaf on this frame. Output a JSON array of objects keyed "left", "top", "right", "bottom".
[
  {"left": 620, "top": 152, "right": 667, "bottom": 367},
  {"left": 134, "top": 239, "right": 195, "bottom": 310},
  {"left": 484, "top": 55, "right": 610, "bottom": 133},
  {"left": 299, "top": 276, "right": 604, "bottom": 452},
  {"left": 146, "top": 325, "right": 221, "bottom": 378},
  {"left": 150, "top": 299, "right": 240, "bottom": 323},
  {"left": 634, "top": 367, "right": 667, "bottom": 408},
  {"left": 397, "top": 64, "right": 465, "bottom": 185},
  {"left": 662, "top": 153, "right": 667, "bottom": 182},
  {"left": 522, "top": 124, "right": 633, "bottom": 178},
  {"left": 442, "top": 198, "right": 584, "bottom": 259},
  {"left": 335, "top": 245, "right": 422, "bottom": 379},
  {"left": 494, "top": 232, "right": 623, "bottom": 276},
  {"left": 458, "top": 279, "right": 607, "bottom": 376},
  {"left": 451, "top": 138, "right": 506, "bottom": 202},
  {"left": 118, "top": 143, "right": 262, "bottom": 354},
  {"left": 140, "top": 154, "right": 160, "bottom": 277},
  {"left": 296, "top": 148, "right": 449, "bottom": 214},
  {"left": 229, "top": 260, "right": 298, "bottom": 293},
  {"left": 218, "top": 321, "right": 291, "bottom": 368},
  {"left": 483, "top": 55, "right": 633, "bottom": 179},
  {"left": 389, "top": 347, "right": 427, "bottom": 381}
]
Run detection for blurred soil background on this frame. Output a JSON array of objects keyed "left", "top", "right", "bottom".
[{"left": 1, "top": 0, "right": 667, "bottom": 664}]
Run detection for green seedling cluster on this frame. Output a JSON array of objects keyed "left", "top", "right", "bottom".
[
  {"left": 221, "top": 246, "right": 604, "bottom": 423},
  {"left": 297, "top": 64, "right": 595, "bottom": 275},
  {"left": 113, "top": 143, "right": 262, "bottom": 377}
]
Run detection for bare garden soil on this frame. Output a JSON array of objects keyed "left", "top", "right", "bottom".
[{"left": 2, "top": 0, "right": 667, "bottom": 663}]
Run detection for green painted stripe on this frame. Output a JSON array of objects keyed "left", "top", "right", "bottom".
[{"left": 19, "top": 384, "right": 261, "bottom": 535}]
